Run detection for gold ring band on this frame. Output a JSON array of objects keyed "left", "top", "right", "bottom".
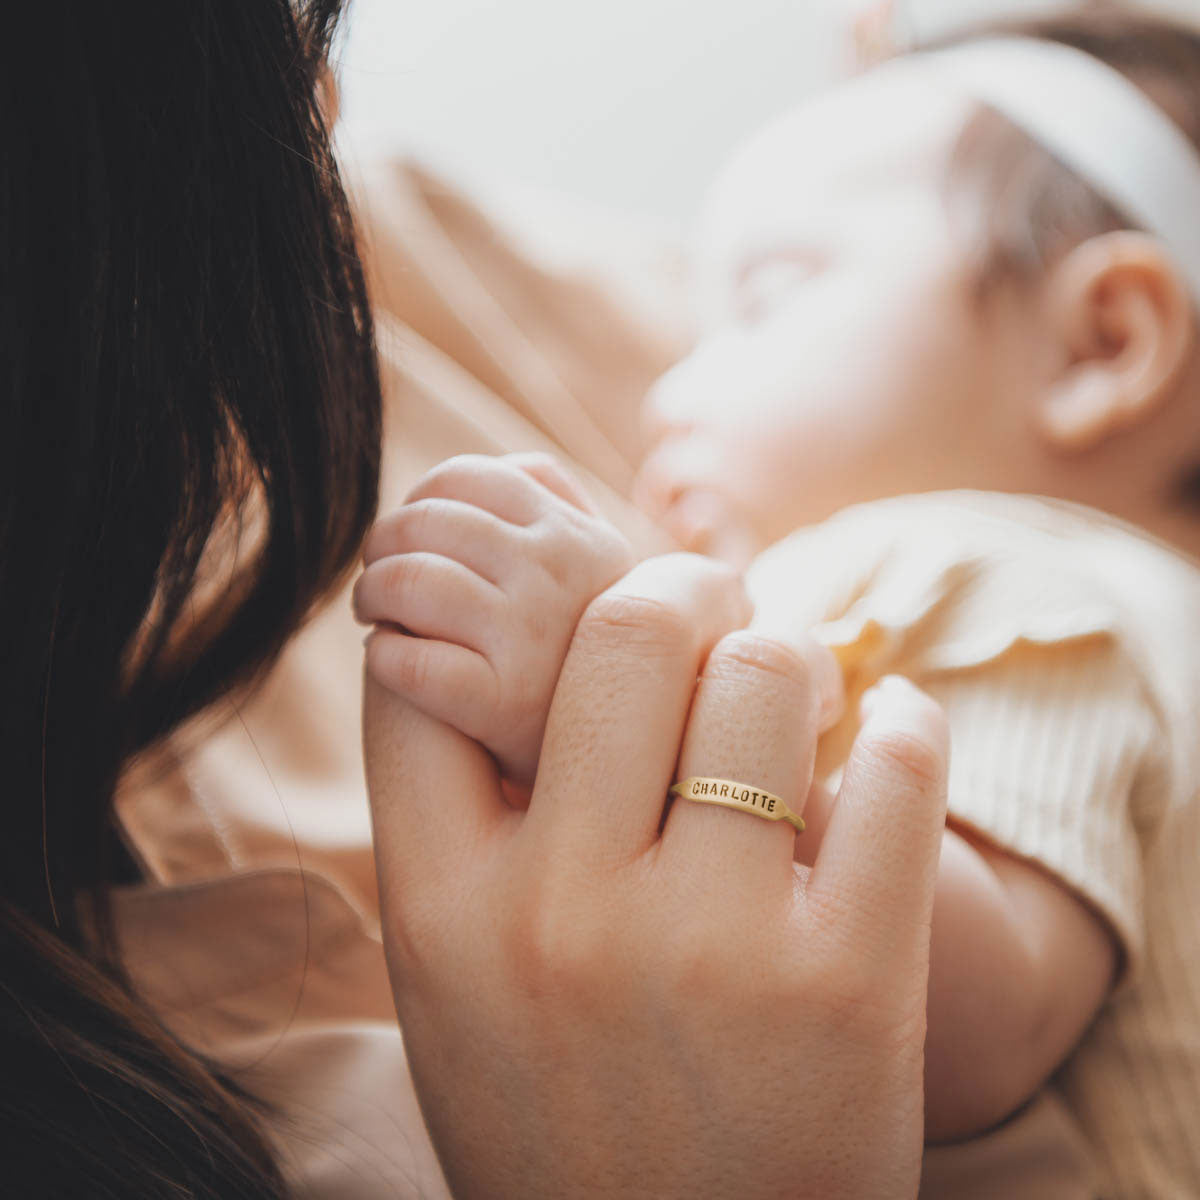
[{"left": 669, "top": 776, "right": 805, "bottom": 833}]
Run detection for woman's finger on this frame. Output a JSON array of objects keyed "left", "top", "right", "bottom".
[
  {"left": 352, "top": 552, "right": 503, "bottom": 651},
  {"left": 524, "top": 553, "right": 751, "bottom": 866},
  {"left": 363, "top": 676, "right": 508, "bottom": 920},
  {"left": 808, "top": 675, "right": 950, "bottom": 966},
  {"left": 746, "top": 620, "right": 844, "bottom": 734},
  {"left": 659, "top": 631, "right": 830, "bottom": 889},
  {"left": 362, "top": 498, "right": 522, "bottom": 583}
]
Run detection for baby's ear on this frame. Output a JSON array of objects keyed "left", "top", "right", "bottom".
[{"left": 1035, "top": 231, "right": 1194, "bottom": 452}]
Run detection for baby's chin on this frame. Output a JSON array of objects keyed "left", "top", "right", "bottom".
[{"left": 650, "top": 488, "right": 761, "bottom": 570}]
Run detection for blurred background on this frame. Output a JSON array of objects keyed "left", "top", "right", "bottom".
[
  {"left": 335, "top": 0, "right": 1200, "bottom": 229},
  {"left": 336, "top": 0, "right": 838, "bottom": 227}
]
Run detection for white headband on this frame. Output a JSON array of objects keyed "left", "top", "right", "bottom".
[
  {"left": 888, "top": 1, "right": 1200, "bottom": 48},
  {"left": 922, "top": 36, "right": 1200, "bottom": 305}
]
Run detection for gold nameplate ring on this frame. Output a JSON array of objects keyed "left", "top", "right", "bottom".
[{"left": 669, "top": 776, "right": 805, "bottom": 832}]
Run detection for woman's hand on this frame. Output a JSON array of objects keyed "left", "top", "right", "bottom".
[{"left": 363, "top": 553, "right": 948, "bottom": 1199}]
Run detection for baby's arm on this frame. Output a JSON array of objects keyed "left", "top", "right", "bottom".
[
  {"left": 924, "top": 827, "right": 1117, "bottom": 1139},
  {"left": 799, "top": 770, "right": 1118, "bottom": 1142},
  {"left": 354, "top": 453, "right": 635, "bottom": 788}
]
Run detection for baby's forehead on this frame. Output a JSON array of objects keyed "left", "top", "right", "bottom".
[{"left": 696, "top": 61, "right": 973, "bottom": 273}]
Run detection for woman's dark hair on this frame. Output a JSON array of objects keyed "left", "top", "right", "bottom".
[{"left": 1, "top": 0, "right": 380, "bottom": 1193}]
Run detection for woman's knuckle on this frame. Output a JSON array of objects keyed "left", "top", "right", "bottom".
[
  {"left": 798, "top": 926, "right": 926, "bottom": 1048},
  {"left": 709, "top": 630, "right": 812, "bottom": 689},
  {"left": 577, "top": 591, "right": 695, "bottom": 658},
  {"left": 801, "top": 952, "right": 887, "bottom": 1036},
  {"left": 380, "top": 893, "right": 445, "bottom": 979},
  {"left": 661, "top": 552, "right": 750, "bottom": 625},
  {"left": 505, "top": 898, "right": 603, "bottom": 1000},
  {"left": 697, "top": 552, "right": 744, "bottom": 595},
  {"left": 864, "top": 726, "right": 946, "bottom": 790},
  {"left": 650, "top": 549, "right": 738, "bottom": 594},
  {"left": 659, "top": 924, "right": 724, "bottom": 998}
]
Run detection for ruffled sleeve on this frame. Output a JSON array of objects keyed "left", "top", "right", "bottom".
[{"left": 748, "top": 493, "right": 1165, "bottom": 987}]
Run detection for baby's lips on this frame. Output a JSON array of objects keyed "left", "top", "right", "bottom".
[
  {"left": 631, "top": 446, "right": 757, "bottom": 568},
  {"left": 630, "top": 456, "right": 675, "bottom": 520},
  {"left": 667, "top": 490, "right": 756, "bottom": 570},
  {"left": 698, "top": 523, "right": 757, "bottom": 572}
]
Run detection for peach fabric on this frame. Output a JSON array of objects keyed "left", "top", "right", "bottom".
[{"left": 115, "top": 163, "right": 1105, "bottom": 1197}]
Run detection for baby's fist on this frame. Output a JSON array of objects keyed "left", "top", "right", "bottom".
[{"left": 355, "top": 453, "right": 636, "bottom": 786}]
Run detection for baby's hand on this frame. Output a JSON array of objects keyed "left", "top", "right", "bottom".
[{"left": 355, "top": 453, "right": 636, "bottom": 787}]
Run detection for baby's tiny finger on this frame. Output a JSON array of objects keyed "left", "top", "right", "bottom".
[
  {"left": 363, "top": 499, "right": 521, "bottom": 583},
  {"left": 404, "top": 454, "right": 552, "bottom": 526},
  {"left": 353, "top": 553, "right": 504, "bottom": 651},
  {"left": 505, "top": 451, "right": 599, "bottom": 515},
  {"left": 365, "top": 631, "right": 499, "bottom": 741}
]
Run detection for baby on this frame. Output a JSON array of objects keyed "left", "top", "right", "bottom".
[{"left": 356, "top": 12, "right": 1200, "bottom": 1197}]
